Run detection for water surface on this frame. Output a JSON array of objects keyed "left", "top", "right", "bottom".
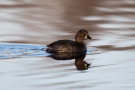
[{"left": 0, "top": 0, "right": 135, "bottom": 90}]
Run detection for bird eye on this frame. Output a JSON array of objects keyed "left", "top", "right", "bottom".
[
  {"left": 85, "top": 36, "right": 87, "bottom": 39},
  {"left": 84, "top": 63, "right": 87, "bottom": 67}
]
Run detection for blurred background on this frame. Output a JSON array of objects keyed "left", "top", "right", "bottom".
[
  {"left": 0, "top": 0, "right": 134, "bottom": 48},
  {"left": 0, "top": 0, "right": 135, "bottom": 90}
]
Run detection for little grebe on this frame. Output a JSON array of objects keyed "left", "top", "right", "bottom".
[{"left": 46, "top": 29, "right": 92, "bottom": 52}]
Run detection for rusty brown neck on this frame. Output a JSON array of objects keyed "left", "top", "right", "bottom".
[{"left": 75, "top": 33, "right": 84, "bottom": 44}]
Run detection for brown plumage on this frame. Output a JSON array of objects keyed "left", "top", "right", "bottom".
[{"left": 46, "top": 29, "right": 92, "bottom": 52}]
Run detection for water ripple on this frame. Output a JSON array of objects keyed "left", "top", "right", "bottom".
[{"left": 0, "top": 43, "right": 47, "bottom": 59}]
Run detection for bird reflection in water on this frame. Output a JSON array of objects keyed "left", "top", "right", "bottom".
[{"left": 47, "top": 51, "right": 90, "bottom": 70}]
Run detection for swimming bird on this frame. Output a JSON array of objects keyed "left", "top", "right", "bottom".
[{"left": 46, "top": 29, "right": 92, "bottom": 52}]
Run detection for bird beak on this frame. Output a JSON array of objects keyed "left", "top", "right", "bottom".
[{"left": 87, "top": 36, "right": 92, "bottom": 39}]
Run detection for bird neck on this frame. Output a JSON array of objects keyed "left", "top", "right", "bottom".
[{"left": 75, "top": 34, "right": 84, "bottom": 43}]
